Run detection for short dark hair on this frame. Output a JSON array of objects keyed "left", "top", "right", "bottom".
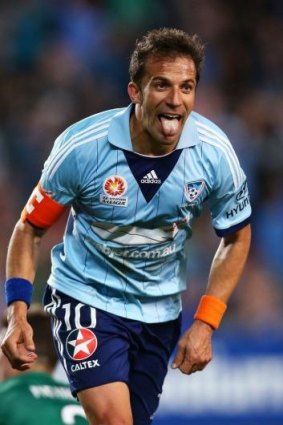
[
  {"left": 129, "top": 27, "right": 205, "bottom": 86},
  {"left": 1, "top": 304, "right": 58, "bottom": 369}
]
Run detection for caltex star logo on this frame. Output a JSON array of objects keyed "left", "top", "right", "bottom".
[{"left": 66, "top": 328, "right": 98, "bottom": 361}]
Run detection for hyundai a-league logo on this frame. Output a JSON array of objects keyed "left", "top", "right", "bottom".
[
  {"left": 66, "top": 328, "right": 98, "bottom": 361},
  {"left": 184, "top": 180, "right": 205, "bottom": 203},
  {"left": 103, "top": 175, "right": 127, "bottom": 197},
  {"left": 100, "top": 175, "right": 128, "bottom": 207}
]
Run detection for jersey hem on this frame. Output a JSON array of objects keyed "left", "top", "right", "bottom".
[{"left": 46, "top": 281, "right": 182, "bottom": 324}]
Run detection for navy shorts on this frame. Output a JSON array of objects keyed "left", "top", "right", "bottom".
[{"left": 43, "top": 285, "right": 181, "bottom": 425}]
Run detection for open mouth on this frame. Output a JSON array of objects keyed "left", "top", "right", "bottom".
[
  {"left": 158, "top": 113, "right": 182, "bottom": 137},
  {"left": 158, "top": 113, "right": 182, "bottom": 121}
]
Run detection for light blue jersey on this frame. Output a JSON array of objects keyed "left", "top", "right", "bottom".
[{"left": 41, "top": 104, "right": 251, "bottom": 323}]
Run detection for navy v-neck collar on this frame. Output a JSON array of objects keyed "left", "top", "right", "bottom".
[{"left": 124, "top": 149, "right": 182, "bottom": 202}]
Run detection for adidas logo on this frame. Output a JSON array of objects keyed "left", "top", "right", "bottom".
[{"left": 141, "top": 170, "right": 161, "bottom": 184}]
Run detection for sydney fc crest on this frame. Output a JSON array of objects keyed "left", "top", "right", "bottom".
[
  {"left": 184, "top": 180, "right": 205, "bottom": 203},
  {"left": 66, "top": 328, "right": 98, "bottom": 361}
]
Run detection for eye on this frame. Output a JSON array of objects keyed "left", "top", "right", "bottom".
[
  {"left": 153, "top": 80, "right": 168, "bottom": 90},
  {"left": 182, "top": 83, "right": 193, "bottom": 93}
]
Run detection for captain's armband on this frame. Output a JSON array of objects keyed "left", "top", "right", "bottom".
[{"left": 21, "top": 183, "right": 66, "bottom": 229}]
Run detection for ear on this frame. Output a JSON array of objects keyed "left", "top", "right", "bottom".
[{"left": 128, "top": 82, "right": 142, "bottom": 104}]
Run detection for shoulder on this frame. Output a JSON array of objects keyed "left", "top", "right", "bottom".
[
  {"left": 43, "top": 107, "right": 125, "bottom": 178},
  {"left": 59, "top": 107, "right": 125, "bottom": 147},
  {"left": 190, "top": 111, "right": 239, "bottom": 161},
  {"left": 191, "top": 112, "right": 244, "bottom": 188},
  {"left": 191, "top": 111, "right": 231, "bottom": 144},
  {"left": 0, "top": 375, "right": 23, "bottom": 394}
]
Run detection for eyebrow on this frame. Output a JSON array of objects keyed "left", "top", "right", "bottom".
[{"left": 151, "top": 76, "right": 196, "bottom": 84}]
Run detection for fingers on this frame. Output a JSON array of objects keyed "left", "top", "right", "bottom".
[
  {"left": 1, "top": 323, "right": 37, "bottom": 370},
  {"left": 186, "top": 362, "right": 207, "bottom": 374},
  {"left": 171, "top": 331, "right": 212, "bottom": 375},
  {"left": 1, "top": 340, "right": 37, "bottom": 370},
  {"left": 177, "top": 358, "right": 209, "bottom": 375},
  {"left": 171, "top": 343, "right": 207, "bottom": 373},
  {"left": 179, "top": 344, "right": 211, "bottom": 374},
  {"left": 171, "top": 342, "right": 185, "bottom": 370},
  {"left": 22, "top": 326, "right": 36, "bottom": 352},
  {"left": 176, "top": 356, "right": 208, "bottom": 375}
]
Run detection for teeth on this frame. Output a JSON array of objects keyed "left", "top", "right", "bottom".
[{"left": 162, "top": 114, "right": 180, "bottom": 120}]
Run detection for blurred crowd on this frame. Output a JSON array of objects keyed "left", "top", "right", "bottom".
[{"left": 0, "top": 0, "right": 282, "bottom": 338}]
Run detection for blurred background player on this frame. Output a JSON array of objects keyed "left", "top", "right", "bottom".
[{"left": 0, "top": 304, "right": 87, "bottom": 425}]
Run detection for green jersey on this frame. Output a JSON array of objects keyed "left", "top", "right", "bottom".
[{"left": 0, "top": 372, "right": 87, "bottom": 425}]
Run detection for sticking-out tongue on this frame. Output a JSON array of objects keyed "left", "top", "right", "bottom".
[{"left": 160, "top": 116, "right": 179, "bottom": 136}]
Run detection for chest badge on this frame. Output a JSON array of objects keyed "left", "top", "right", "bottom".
[
  {"left": 100, "top": 175, "right": 128, "bottom": 207},
  {"left": 184, "top": 180, "right": 205, "bottom": 203}
]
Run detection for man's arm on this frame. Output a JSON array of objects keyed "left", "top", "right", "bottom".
[
  {"left": 1, "top": 221, "right": 45, "bottom": 370},
  {"left": 6, "top": 220, "right": 44, "bottom": 280},
  {"left": 172, "top": 223, "right": 251, "bottom": 374}
]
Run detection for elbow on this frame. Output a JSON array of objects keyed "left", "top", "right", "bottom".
[
  {"left": 14, "top": 219, "right": 45, "bottom": 243},
  {"left": 223, "top": 223, "right": 251, "bottom": 247}
]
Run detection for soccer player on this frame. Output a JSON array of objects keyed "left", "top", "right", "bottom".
[
  {"left": 1, "top": 28, "right": 251, "bottom": 425},
  {"left": 0, "top": 305, "right": 87, "bottom": 424}
]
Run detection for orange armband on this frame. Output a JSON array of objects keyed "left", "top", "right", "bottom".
[
  {"left": 21, "top": 183, "right": 66, "bottom": 229},
  {"left": 194, "top": 295, "right": 227, "bottom": 330}
]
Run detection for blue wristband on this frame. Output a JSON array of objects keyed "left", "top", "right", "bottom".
[{"left": 5, "top": 278, "right": 33, "bottom": 307}]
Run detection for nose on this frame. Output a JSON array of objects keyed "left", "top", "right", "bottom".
[{"left": 166, "top": 87, "right": 182, "bottom": 107}]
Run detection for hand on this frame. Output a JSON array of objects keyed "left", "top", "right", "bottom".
[
  {"left": 1, "top": 302, "right": 37, "bottom": 371},
  {"left": 171, "top": 320, "right": 213, "bottom": 374}
]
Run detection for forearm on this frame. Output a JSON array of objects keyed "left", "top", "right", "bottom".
[
  {"left": 193, "top": 224, "right": 251, "bottom": 330},
  {"left": 5, "top": 220, "right": 43, "bottom": 325},
  {"left": 206, "top": 224, "right": 251, "bottom": 303},
  {"left": 6, "top": 220, "right": 43, "bottom": 281},
  {"left": 1, "top": 220, "right": 42, "bottom": 368},
  {"left": 173, "top": 224, "right": 251, "bottom": 375}
]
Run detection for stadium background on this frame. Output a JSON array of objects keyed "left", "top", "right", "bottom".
[{"left": 0, "top": 1, "right": 282, "bottom": 424}]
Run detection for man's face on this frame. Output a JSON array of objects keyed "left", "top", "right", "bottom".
[{"left": 128, "top": 55, "right": 197, "bottom": 153}]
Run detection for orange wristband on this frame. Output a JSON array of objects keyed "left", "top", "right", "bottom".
[{"left": 194, "top": 295, "right": 227, "bottom": 330}]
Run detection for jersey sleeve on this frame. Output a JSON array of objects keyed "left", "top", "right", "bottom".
[
  {"left": 39, "top": 128, "right": 82, "bottom": 206},
  {"left": 208, "top": 152, "right": 252, "bottom": 237},
  {"left": 21, "top": 127, "right": 83, "bottom": 229}
]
